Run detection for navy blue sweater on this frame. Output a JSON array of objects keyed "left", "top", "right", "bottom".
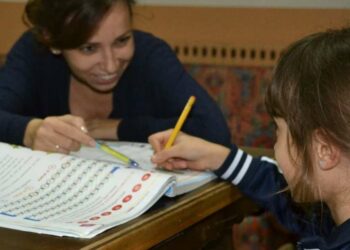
[
  {"left": 215, "top": 145, "right": 350, "bottom": 249},
  {"left": 0, "top": 30, "right": 231, "bottom": 146}
]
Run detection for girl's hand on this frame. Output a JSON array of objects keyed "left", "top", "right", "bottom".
[
  {"left": 24, "top": 115, "right": 95, "bottom": 154},
  {"left": 148, "top": 129, "right": 230, "bottom": 171}
]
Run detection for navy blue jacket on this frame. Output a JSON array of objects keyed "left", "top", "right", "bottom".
[
  {"left": 215, "top": 145, "right": 350, "bottom": 249},
  {"left": 0, "top": 30, "right": 231, "bottom": 146}
]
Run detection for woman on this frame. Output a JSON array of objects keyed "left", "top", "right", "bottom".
[{"left": 0, "top": 0, "right": 231, "bottom": 154}]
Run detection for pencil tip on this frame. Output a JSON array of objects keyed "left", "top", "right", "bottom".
[{"left": 129, "top": 160, "right": 139, "bottom": 168}]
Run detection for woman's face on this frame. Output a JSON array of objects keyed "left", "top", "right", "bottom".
[{"left": 62, "top": 1, "right": 134, "bottom": 93}]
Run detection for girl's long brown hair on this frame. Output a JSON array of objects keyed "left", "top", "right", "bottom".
[{"left": 265, "top": 27, "right": 350, "bottom": 202}]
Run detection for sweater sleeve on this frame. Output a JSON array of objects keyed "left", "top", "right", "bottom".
[
  {"left": 118, "top": 34, "right": 231, "bottom": 146},
  {"left": 214, "top": 145, "right": 334, "bottom": 237},
  {"left": 0, "top": 32, "right": 39, "bottom": 145}
]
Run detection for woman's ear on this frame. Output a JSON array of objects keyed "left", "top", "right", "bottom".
[
  {"left": 314, "top": 129, "right": 340, "bottom": 170},
  {"left": 41, "top": 30, "right": 61, "bottom": 55}
]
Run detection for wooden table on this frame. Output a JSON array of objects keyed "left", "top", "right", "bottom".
[{"left": 0, "top": 147, "right": 270, "bottom": 250}]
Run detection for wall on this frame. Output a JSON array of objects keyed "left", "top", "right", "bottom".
[
  {"left": 1, "top": 2, "right": 350, "bottom": 146},
  {"left": 2, "top": 0, "right": 350, "bottom": 8},
  {"left": 0, "top": 2, "right": 26, "bottom": 55},
  {"left": 1, "top": 2, "right": 350, "bottom": 66},
  {"left": 133, "top": 6, "right": 350, "bottom": 66}
]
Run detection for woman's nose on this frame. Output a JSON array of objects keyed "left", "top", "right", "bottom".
[{"left": 101, "top": 49, "right": 118, "bottom": 73}]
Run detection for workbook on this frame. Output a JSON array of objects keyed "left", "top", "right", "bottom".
[
  {"left": 0, "top": 142, "right": 216, "bottom": 238},
  {"left": 72, "top": 141, "right": 216, "bottom": 197}
]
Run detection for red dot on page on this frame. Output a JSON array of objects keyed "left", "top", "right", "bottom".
[
  {"left": 142, "top": 173, "right": 151, "bottom": 181},
  {"left": 90, "top": 216, "right": 100, "bottom": 221},
  {"left": 112, "top": 205, "right": 122, "bottom": 211},
  {"left": 101, "top": 211, "right": 111, "bottom": 216},
  {"left": 123, "top": 195, "right": 132, "bottom": 203}
]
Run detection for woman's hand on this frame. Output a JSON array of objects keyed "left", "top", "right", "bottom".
[
  {"left": 148, "top": 129, "right": 230, "bottom": 171},
  {"left": 85, "top": 119, "right": 120, "bottom": 140},
  {"left": 23, "top": 115, "right": 95, "bottom": 154}
]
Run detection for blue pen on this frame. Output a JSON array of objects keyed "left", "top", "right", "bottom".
[{"left": 95, "top": 142, "right": 139, "bottom": 168}]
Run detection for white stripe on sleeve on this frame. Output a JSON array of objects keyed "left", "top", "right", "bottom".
[
  {"left": 232, "top": 155, "right": 252, "bottom": 185},
  {"left": 221, "top": 149, "right": 243, "bottom": 180}
]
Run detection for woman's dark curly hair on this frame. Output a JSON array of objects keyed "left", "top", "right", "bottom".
[{"left": 24, "top": 0, "right": 135, "bottom": 49}]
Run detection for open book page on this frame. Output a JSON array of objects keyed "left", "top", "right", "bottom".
[
  {"left": 73, "top": 141, "right": 217, "bottom": 197},
  {"left": 0, "top": 143, "right": 175, "bottom": 238}
]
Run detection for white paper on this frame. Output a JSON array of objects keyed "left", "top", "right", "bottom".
[
  {"left": 0, "top": 143, "right": 175, "bottom": 238},
  {"left": 73, "top": 141, "right": 217, "bottom": 197}
]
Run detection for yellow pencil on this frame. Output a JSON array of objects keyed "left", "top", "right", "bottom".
[
  {"left": 96, "top": 141, "right": 139, "bottom": 168},
  {"left": 165, "top": 96, "right": 196, "bottom": 149}
]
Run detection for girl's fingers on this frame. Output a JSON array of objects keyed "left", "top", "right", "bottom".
[{"left": 148, "top": 129, "right": 173, "bottom": 153}]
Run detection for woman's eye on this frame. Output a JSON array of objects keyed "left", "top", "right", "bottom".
[
  {"left": 79, "top": 44, "right": 97, "bottom": 54},
  {"left": 114, "top": 36, "right": 131, "bottom": 47}
]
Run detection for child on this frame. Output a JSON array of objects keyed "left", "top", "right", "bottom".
[{"left": 148, "top": 27, "right": 350, "bottom": 249}]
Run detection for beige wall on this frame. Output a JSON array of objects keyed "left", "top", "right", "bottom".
[
  {"left": 1, "top": 2, "right": 350, "bottom": 65},
  {"left": 0, "top": 2, "right": 26, "bottom": 54},
  {"left": 133, "top": 6, "right": 350, "bottom": 66},
  {"left": 134, "top": 6, "right": 350, "bottom": 47}
]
